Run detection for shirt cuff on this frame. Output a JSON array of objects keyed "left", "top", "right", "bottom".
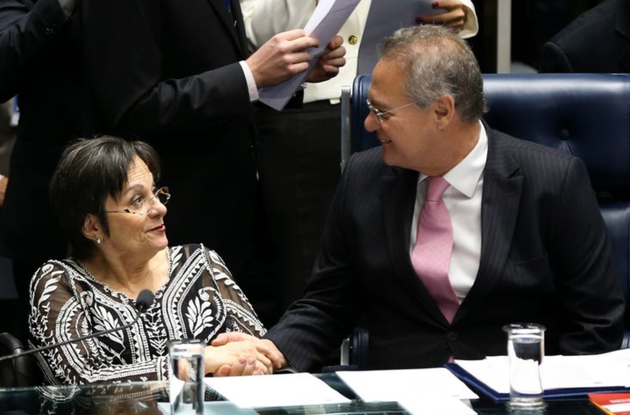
[
  {"left": 239, "top": 61, "right": 260, "bottom": 102},
  {"left": 57, "top": 0, "right": 78, "bottom": 17}
]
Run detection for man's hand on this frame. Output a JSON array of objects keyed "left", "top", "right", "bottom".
[
  {"left": 306, "top": 35, "right": 346, "bottom": 83},
  {"left": 204, "top": 340, "right": 272, "bottom": 376},
  {"left": 0, "top": 176, "right": 7, "bottom": 207},
  {"left": 416, "top": 0, "right": 467, "bottom": 33},
  {"left": 246, "top": 29, "right": 320, "bottom": 88},
  {"left": 212, "top": 333, "right": 288, "bottom": 372}
]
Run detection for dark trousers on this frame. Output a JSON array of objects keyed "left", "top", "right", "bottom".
[
  {"left": 255, "top": 101, "right": 342, "bottom": 313},
  {"left": 10, "top": 260, "right": 40, "bottom": 345}
]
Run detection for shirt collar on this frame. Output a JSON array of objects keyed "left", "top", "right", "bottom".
[{"left": 418, "top": 121, "right": 488, "bottom": 198}]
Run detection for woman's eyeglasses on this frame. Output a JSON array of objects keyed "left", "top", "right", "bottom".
[{"left": 106, "top": 186, "right": 170, "bottom": 217}]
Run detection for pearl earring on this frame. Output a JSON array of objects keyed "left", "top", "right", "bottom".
[{"left": 96, "top": 238, "right": 102, "bottom": 244}]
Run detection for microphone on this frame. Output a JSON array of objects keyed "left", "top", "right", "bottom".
[{"left": 0, "top": 289, "right": 155, "bottom": 363}]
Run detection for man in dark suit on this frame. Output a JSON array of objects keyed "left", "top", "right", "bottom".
[
  {"left": 0, "top": 0, "right": 81, "bottom": 343},
  {"left": 79, "top": 0, "right": 345, "bottom": 326},
  {"left": 215, "top": 25, "right": 624, "bottom": 371},
  {"left": 540, "top": 0, "right": 630, "bottom": 73}
]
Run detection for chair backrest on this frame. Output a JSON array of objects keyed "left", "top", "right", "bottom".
[
  {"left": 341, "top": 73, "right": 630, "bottom": 348},
  {"left": 0, "top": 332, "right": 41, "bottom": 387}
]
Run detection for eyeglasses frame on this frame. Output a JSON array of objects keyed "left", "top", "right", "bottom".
[
  {"left": 366, "top": 99, "right": 418, "bottom": 123},
  {"left": 105, "top": 186, "right": 171, "bottom": 217}
]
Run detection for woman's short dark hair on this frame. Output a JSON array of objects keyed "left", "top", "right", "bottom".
[{"left": 50, "top": 136, "right": 161, "bottom": 259}]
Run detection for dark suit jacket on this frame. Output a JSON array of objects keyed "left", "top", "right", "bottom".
[
  {"left": 266, "top": 127, "right": 625, "bottom": 371},
  {"left": 0, "top": 0, "right": 80, "bottom": 263},
  {"left": 80, "top": 0, "right": 262, "bottom": 281},
  {"left": 540, "top": 0, "right": 630, "bottom": 73}
]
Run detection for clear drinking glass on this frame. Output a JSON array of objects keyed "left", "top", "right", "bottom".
[
  {"left": 169, "top": 339, "right": 205, "bottom": 415},
  {"left": 503, "top": 323, "right": 546, "bottom": 410}
]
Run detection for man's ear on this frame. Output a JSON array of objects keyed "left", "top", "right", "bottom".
[
  {"left": 433, "top": 94, "right": 455, "bottom": 129},
  {"left": 82, "top": 214, "right": 102, "bottom": 242}
]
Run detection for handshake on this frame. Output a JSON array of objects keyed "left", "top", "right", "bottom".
[{"left": 203, "top": 333, "right": 287, "bottom": 377}]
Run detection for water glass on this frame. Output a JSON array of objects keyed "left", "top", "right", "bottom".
[
  {"left": 169, "top": 339, "right": 205, "bottom": 415},
  {"left": 503, "top": 323, "right": 546, "bottom": 410}
]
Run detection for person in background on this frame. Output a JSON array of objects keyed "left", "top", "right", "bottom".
[
  {"left": 79, "top": 0, "right": 346, "bottom": 328},
  {"left": 0, "top": 0, "right": 82, "bottom": 344},
  {"left": 239, "top": 0, "right": 478, "bottom": 316},
  {"left": 540, "top": 0, "right": 630, "bottom": 73},
  {"left": 30, "top": 137, "right": 271, "bottom": 384},
  {"left": 216, "top": 25, "right": 624, "bottom": 372}
]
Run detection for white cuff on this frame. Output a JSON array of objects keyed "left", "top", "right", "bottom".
[{"left": 239, "top": 61, "right": 260, "bottom": 102}]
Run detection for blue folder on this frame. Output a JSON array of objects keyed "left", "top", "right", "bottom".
[{"left": 444, "top": 362, "right": 630, "bottom": 403}]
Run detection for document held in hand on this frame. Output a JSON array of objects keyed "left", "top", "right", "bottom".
[{"left": 258, "top": 0, "right": 361, "bottom": 111}]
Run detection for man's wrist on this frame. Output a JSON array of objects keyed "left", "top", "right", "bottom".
[{"left": 239, "top": 61, "right": 260, "bottom": 102}]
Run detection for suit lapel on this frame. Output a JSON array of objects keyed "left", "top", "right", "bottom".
[
  {"left": 206, "top": 0, "right": 245, "bottom": 58},
  {"left": 455, "top": 127, "right": 522, "bottom": 322},
  {"left": 615, "top": 0, "right": 630, "bottom": 71},
  {"left": 381, "top": 167, "right": 451, "bottom": 324}
]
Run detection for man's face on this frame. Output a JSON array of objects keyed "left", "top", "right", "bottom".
[{"left": 364, "top": 60, "right": 440, "bottom": 173}]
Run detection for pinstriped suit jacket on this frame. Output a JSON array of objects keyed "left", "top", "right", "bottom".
[{"left": 265, "top": 126, "right": 625, "bottom": 371}]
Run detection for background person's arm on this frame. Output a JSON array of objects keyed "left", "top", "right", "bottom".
[{"left": 0, "top": 0, "right": 75, "bottom": 102}]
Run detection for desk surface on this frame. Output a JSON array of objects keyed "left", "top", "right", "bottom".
[{"left": 0, "top": 374, "right": 604, "bottom": 415}]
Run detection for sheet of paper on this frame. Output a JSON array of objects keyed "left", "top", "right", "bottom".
[
  {"left": 258, "top": 0, "right": 361, "bottom": 111},
  {"left": 399, "top": 397, "right": 477, "bottom": 415},
  {"left": 456, "top": 349, "right": 630, "bottom": 395},
  {"left": 158, "top": 401, "right": 259, "bottom": 415},
  {"left": 204, "top": 373, "right": 351, "bottom": 408},
  {"left": 358, "top": 0, "right": 445, "bottom": 73},
  {"left": 337, "top": 368, "right": 478, "bottom": 402}
]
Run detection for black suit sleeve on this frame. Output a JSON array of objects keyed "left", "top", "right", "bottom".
[
  {"left": 539, "top": 41, "right": 575, "bottom": 73},
  {"left": 552, "top": 157, "right": 624, "bottom": 353},
  {"left": 265, "top": 154, "right": 364, "bottom": 372},
  {"left": 0, "top": 0, "right": 69, "bottom": 102},
  {"left": 81, "top": 0, "right": 252, "bottom": 137}
]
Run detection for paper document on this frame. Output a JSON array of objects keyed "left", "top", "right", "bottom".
[
  {"left": 337, "top": 368, "right": 479, "bottom": 402},
  {"left": 358, "top": 0, "right": 445, "bottom": 74},
  {"left": 204, "top": 373, "right": 350, "bottom": 408},
  {"left": 158, "top": 401, "right": 258, "bottom": 415},
  {"left": 455, "top": 348, "right": 630, "bottom": 395},
  {"left": 399, "top": 397, "right": 477, "bottom": 415},
  {"left": 258, "top": 0, "right": 361, "bottom": 111}
]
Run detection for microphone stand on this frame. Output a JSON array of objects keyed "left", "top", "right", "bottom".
[{"left": 0, "top": 289, "right": 154, "bottom": 363}]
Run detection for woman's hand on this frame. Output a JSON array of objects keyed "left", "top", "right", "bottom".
[
  {"left": 416, "top": 0, "right": 467, "bottom": 33},
  {"left": 212, "top": 332, "right": 288, "bottom": 372},
  {"left": 204, "top": 340, "right": 272, "bottom": 376}
]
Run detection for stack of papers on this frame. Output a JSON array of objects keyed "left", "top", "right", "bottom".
[{"left": 448, "top": 348, "right": 630, "bottom": 402}]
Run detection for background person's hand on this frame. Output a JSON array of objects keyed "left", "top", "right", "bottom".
[
  {"left": 246, "top": 29, "right": 320, "bottom": 88},
  {"left": 0, "top": 176, "right": 7, "bottom": 206},
  {"left": 306, "top": 35, "right": 346, "bottom": 83},
  {"left": 416, "top": 0, "right": 467, "bottom": 33}
]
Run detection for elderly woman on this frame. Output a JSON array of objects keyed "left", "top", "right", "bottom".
[{"left": 29, "top": 137, "right": 269, "bottom": 384}]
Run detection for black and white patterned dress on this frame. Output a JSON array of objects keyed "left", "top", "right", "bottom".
[{"left": 29, "top": 244, "right": 266, "bottom": 385}]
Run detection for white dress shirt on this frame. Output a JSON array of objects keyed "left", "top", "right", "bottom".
[{"left": 410, "top": 122, "right": 488, "bottom": 303}]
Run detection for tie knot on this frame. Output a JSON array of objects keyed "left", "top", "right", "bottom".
[{"left": 426, "top": 176, "right": 450, "bottom": 201}]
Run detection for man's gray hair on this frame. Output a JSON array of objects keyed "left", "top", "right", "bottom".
[{"left": 379, "top": 25, "right": 486, "bottom": 123}]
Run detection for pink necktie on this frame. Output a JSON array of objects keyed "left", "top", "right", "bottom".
[{"left": 411, "top": 176, "right": 459, "bottom": 323}]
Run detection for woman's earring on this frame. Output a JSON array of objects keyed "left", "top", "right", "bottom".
[{"left": 96, "top": 238, "right": 102, "bottom": 245}]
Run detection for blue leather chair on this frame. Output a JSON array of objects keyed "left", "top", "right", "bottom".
[{"left": 340, "top": 73, "right": 630, "bottom": 358}]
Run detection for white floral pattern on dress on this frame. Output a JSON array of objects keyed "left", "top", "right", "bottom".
[{"left": 29, "top": 244, "right": 266, "bottom": 385}]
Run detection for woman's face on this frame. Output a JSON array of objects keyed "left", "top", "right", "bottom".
[{"left": 101, "top": 157, "right": 168, "bottom": 260}]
